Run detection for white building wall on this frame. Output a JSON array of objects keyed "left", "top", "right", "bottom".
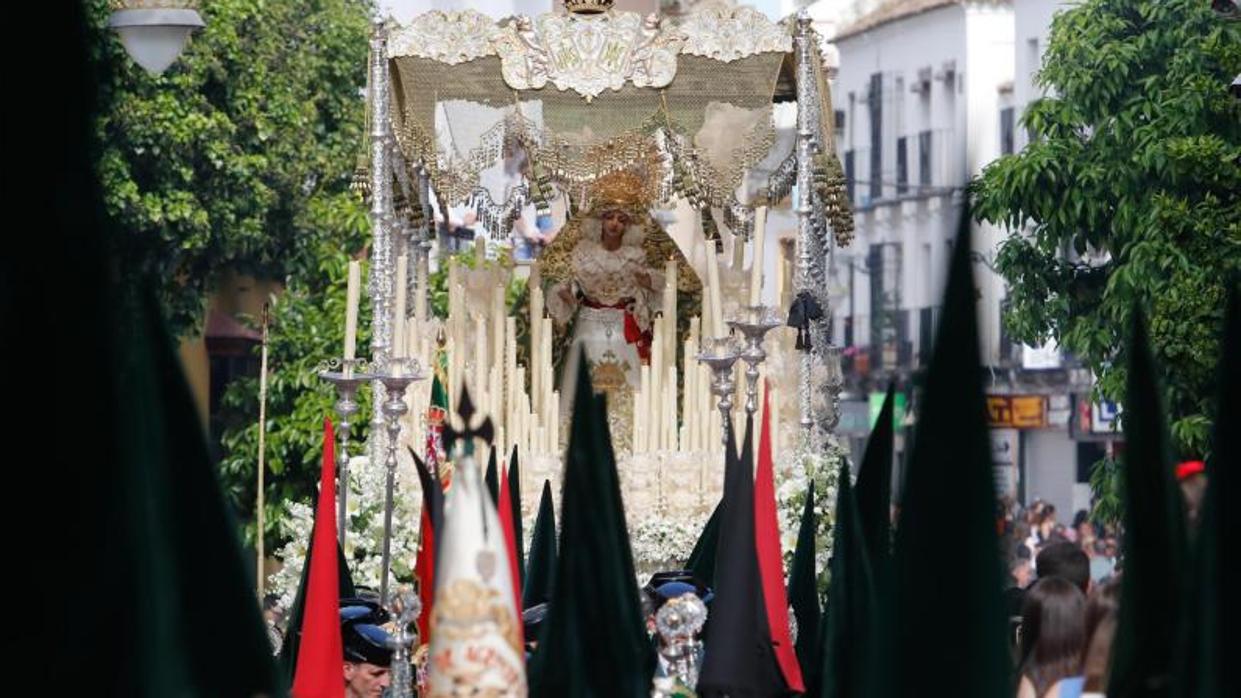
[
  {"left": 965, "top": 4, "right": 1014, "bottom": 364},
  {"left": 1012, "top": 0, "right": 1066, "bottom": 149},
  {"left": 1022, "top": 429, "right": 1077, "bottom": 519},
  {"left": 829, "top": 3, "right": 1013, "bottom": 368}
]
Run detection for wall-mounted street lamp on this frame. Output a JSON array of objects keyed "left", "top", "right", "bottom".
[{"left": 108, "top": 1, "right": 205, "bottom": 76}]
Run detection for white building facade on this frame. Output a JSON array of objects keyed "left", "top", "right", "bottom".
[{"left": 828, "top": 0, "right": 1099, "bottom": 516}]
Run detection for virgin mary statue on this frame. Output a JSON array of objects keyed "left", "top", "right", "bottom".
[{"left": 533, "top": 170, "right": 701, "bottom": 428}]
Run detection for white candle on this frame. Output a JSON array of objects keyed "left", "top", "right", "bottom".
[
  {"left": 393, "top": 255, "right": 408, "bottom": 360},
  {"left": 665, "top": 365, "right": 676, "bottom": 451},
  {"left": 638, "top": 365, "right": 651, "bottom": 452},
  {"left": 633, "top": 387, "right": 644, "bottom": 453},
  {"left": 506, "top": 317, "right": 518, "bottom": 422},
  {"left": 530, "top": 286, "right": 543, "bottom": 414},
  {"left": 774, "top": 242, "right": 787, "bottom": 309},
  {"left": 705, "top": 244, "right": 724, "bottom": 339},
  {"left": 489, "top": 365, "right": 501, "bottom": 426},
  {"left": 549, "top": 390, "right": 559, "bottom": 454},
  {"left": 541, "top": 319, "right": 553, "bottom": 416},
  {"left": 412, "top": 256, "right": 425, "bottom": 331},
  {"left": 663, "top": 257, "right": 677, "bottom": 371},
  {"left": 492, "top": 287, "right": 505, "bottom": 377},
  {"left": 684, "top": 336, "right": 696, "bottom": 450},
  {"left": 749, "top": 207, "right": 767, "bottom": 306},
  {"left": 343, "top": 261, "right": 361, "bottom": 365},
  {"left": 474, "top": 316, "right": 487, "bottom": 405}
]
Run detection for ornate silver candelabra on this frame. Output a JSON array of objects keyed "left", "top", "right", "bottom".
[
  {"left": 696, "top": 335, "right": 740, "bottom": 447},
  {"left": 727, "top": 305, "right": 783, "bottom": 415},
  {"left": 318, "top": 358, "right": 372, "bottom": 549},
  {"left": 652, "top": 593, "right": 708, "bottom": 696},
  {"left": 370, "top": 356, "right": 424, "bottom": 606},
  {"left": 387, "top": 585, "right": 422, "bottom": 698}
]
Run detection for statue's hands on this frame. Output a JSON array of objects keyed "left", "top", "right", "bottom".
[{"left": 634, "top": 270, "right": 653, "bottom": 290}]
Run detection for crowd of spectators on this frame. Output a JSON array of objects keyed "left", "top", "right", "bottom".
[{"left": 998, "top": 459, "right": 1206, "bottom": 698}]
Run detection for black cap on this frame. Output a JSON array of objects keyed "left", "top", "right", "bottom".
[
  {"left": 522, "top": 602, "right": 550, "bottom": 642},
  {"left": 339, "top": 598, "right": 390, "bottom": 625},
  {"left": 340, "top": 599, "right": 394, "bottom": 666},
  {"left": 342, "top": 622, "right": 394, "bottom": 667},
  {"left": 642, "top": 570, "right": 714, "bottom": 608}
]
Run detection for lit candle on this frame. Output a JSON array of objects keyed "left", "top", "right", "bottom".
[
  {"left": 343, "top": 261, "right": 361, "bottom": 366},
  {"left": 393, "top": 255, "right": 408, "bottom": 360},
  {"left": 749, "top": 207, "right": 767, "bottom": 306}
]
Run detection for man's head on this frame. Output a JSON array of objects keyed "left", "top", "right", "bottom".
[
  {"left": 522, "top": 602, "right": 550, "bottom": 655},
  {"left": 1036, "top": 541, "right": 1091, "bottom": 594},
  {"left": 341, "top": 600, "right": 394, "bottom": 698}
]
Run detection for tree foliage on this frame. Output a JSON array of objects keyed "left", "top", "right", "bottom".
[
  {"left": 218, "top": 249, "right": 372, "bottom": 550},
  {"left": 90, "top": 0, "right": 372, "bottom": 334},
  {"left": 973, "top": 0, "right": 1241, "bottom": 478},
  {"left": 90, "top": 0, "right": 376, "bottom": 546}
]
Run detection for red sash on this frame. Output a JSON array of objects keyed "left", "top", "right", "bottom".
[{"left": 581, "top": 297, "right": 652, "bottom": 361}]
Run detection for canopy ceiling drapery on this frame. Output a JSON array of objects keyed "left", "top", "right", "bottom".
[{"left": 382, "top": 5, "right": 833, "bottom": 236}]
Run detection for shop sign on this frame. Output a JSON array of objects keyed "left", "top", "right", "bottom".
[
  {"left": 868, "top": 391, "right": 907, "bottom": 428},
  {"left": 986, "top": 395, "right": 1047, "bottom": 429}
]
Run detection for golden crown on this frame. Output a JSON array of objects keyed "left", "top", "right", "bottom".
[
  {"left": 564, "top": 0, "right": 614, "bottom": 15},
  {"left": 588, "top": 170, "right": 652, "bottom": 213}
]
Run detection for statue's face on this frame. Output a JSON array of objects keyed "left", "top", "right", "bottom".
[{"left": 600, "top": 209, "right": 631, "bottom": 246}]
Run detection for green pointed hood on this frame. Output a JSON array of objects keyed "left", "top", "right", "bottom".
[
  {"left": 856, "top": 384, "right": 895, "bottom": 573},
  {"left": 789, "top": 481, "right": 822, "bottom": 696},
  {"left": 1108, "top": 312, "right": 1188, "bottom": 698},
  {"left": 892, "top": 204, "right": 1010, "bottom": 698},
  {"left": 1177, "top": 287, "right": 1237, "bottom": 698},
  {"left": 528, "top": 352, "right": 652, "bottom": 696},
  {"left": 686, "top": 500, "right": 722, "bottom": 587},
  {"left": 523, "top": 479, "right": 558, "bottom": 609},
  {"left": 821, "top": 459, "right": 880, "bottom": 698}
]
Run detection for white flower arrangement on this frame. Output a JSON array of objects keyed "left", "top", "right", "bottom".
[
  {"left": 629, "top": 510, "right": 712, "bottom": 579},
  {"left": 775, "top": 436, "right": 848, "bottom": 595},
  {"left": 267, "top": 451, "right": 425, "bottom": 614},
  {"left": 267, "top": 435, "right": 848, "bottom": 610}
]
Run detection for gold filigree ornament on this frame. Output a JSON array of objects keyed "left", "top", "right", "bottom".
[
  {"left": 564, "top": 0, "right": 613, "bottom": 14},
  {"left": 431, "top": 578, "right": 522, "bottom": 652},
  {"left": 586, "top": 169, "right": 654, "bottom": 215},
  {"left": 589, "top": 350, "right": 635, "bottom": 451},
  {"left": 590, "top": 350, "right": 631, "bottom": 393}
]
